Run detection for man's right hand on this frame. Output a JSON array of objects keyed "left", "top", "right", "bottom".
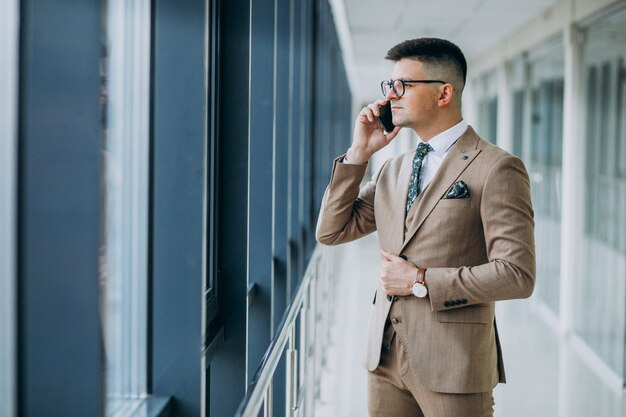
[{"left": 346, "top": 99, "right": 402, "bottom": 164}]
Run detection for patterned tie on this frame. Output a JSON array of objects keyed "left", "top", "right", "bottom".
[{"left": 406, "top": 142, "right": 433, "bottom": 213}]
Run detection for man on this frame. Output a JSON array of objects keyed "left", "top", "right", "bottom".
[{"left": 316, "top": 38, "right": 535, "bottom": 417}]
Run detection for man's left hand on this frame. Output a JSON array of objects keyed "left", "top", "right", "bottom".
[{"left": 379, "top": 250, "right": 417, "bottom": 296}]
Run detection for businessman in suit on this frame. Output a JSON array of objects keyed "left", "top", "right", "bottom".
[{"left": 316, "top": 38, "right": 535, "bottom": 417}]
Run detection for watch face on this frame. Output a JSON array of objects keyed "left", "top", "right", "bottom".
[{"left": 412, "top": 283, "right": 428, "bottom": 298}]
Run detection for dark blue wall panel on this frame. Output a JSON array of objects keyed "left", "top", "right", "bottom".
[
  {"left": 151, "top": 0, "right": 206, "bottom": 415},
  {"left": 247, "top": 0, "right": 276, "bottom": 384},
  {"left": 18, "top": 0, "right": 103, "bottom": 415},
  {"left": 210, "top": 0, "right": 251, "bottom": 414}
]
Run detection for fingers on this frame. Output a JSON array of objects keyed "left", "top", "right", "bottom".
[
  {"left": 360, "top": 105, "right": 378, "bottom": 123},
  {"left": 367, "top": 99, "right": 388, "bottom": 116},
  {"left": 383, "top": 126, "right": 402, "bottom": 142},
  {"left": 379, "top": 271, "right": 410, "bottom": 296},
  {"left": 380, "top": 249, "right": 401, "bottom": 260},
  {"left": 367, "top": 103, "right": 380, "bottom": 117},
  {"left": 379, "top": 249, "right": 414, "bottom": 297},
  {"left": 360, "top": 99, "right": 390, "bottom": 123},
  {"left": 359, "top": 106, "right": 375, "bottom": 123}
]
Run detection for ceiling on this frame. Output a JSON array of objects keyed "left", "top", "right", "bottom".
[{"left": 340, "top": 0, "right": 560, "bottom": 103}]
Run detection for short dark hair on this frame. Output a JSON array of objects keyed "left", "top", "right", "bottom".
[{"left": 385, "top": 38, "right": 467, "bottom": 87}]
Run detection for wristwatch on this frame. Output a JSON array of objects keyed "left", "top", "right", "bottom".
[{"left": 411, "top": 267, "right": 428, "bottom": 298}]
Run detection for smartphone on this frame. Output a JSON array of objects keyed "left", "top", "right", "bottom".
[{"left": 377, "top": 100, "right": 395, "bottom": 133}]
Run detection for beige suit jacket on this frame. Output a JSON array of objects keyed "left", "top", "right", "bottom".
[{"left": 316, "top": 127, "right": 536, "bottom": 394}]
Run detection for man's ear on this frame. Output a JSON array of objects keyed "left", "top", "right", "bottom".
[{"left": 437, "top": 84, "right": 455, "bottom": 107}]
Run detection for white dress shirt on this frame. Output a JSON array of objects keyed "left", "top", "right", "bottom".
[{"left": 416, "top": 119, "right": 468, "bottom": 191}]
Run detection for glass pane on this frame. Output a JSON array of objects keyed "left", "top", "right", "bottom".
[
  {"left": 509, "top": 56, "right": 525, "bottom": 159},
  {"left": 0, "top": 0, "right": 18, "bottom": 415},
  {"left": 474, "top": 70, "right": 498, "bottom": 142},
  {"left": 101, "top": 0, "right": 151, "bottom": 414},
  {"left": 527, "top": 37, "right": 564, "bottom": 317},
  {"left": 575, "top": 7, "right": 626, "bottom": 377},
  {"left": 205, "top": 0, "right": 217, "bottom": 297},
  {"left": 508, "top": 55, "right": 528, "bottom": 161}
]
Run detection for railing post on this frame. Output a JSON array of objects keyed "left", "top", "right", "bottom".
[
  {"left": 286, "top": 325, "right": 298, "bottom": 417},
  {"left": 235, "top": 247, "right": 327, "bottom": 417},
  {"left": 314, "top": 262, "right": 324, "bottom": 401},
  {"left": 299, "top": 283, "right": 308, "bottom": 415},
  {"left": 311, "top": 264, "right": 320, "bottom": 413},
  {"left": 263, "top": 383, "right": 272, "bottom": 417}
]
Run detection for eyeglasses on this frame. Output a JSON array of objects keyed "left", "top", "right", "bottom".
[{"left": 380, "top": 79, "right": 446, "bottom": 97}]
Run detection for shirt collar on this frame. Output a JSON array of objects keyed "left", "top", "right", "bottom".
[{"left": 417, "top": 119, "right": 468, "bottom": 156}]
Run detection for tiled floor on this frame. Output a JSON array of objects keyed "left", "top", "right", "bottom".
[
  {"left": 316, "top": 233, "right": 625, "bottom": 417},
  {"left": 316, "top": 234, "right": 378, "bottom": 417}
]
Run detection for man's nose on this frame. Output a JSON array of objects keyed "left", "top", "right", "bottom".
[{"left": 385, "top": 88, "right": 399, "bottom": 101}]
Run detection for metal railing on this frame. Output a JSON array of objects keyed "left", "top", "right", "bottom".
[{"left": 235, "top": 245, "right": 334, "bottom": 417}]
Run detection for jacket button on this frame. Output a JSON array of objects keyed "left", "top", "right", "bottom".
[{"left": 391, "top": 318, "right": 400, "bottom": 325}]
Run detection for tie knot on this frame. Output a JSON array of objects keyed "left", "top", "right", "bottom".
[{"left": 416, "top": 142, "right": 433, "bottom": 158}]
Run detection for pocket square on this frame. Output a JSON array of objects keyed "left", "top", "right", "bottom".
[{"left": 444, "top": 180, "right": 470, "bottom": 199}]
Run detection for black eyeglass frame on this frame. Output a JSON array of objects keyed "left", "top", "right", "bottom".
[{"left": 380, "top": 79, "right": 447, "bottom": 97}]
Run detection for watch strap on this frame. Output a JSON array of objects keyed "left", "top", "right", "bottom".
[{"left": 416, "top": 267, "right": 427, "bottom": 286}]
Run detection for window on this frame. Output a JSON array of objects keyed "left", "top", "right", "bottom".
[
  {"left": 0, "top": 0, "right": 18, "bottom": 415},
  {"left": 101, "top": 0, "right": 152, "bottom": 414},
  {"left": 509, "top": 55, "right": 526, "bottom": 159},
  {"left": 474, "top": 70, "right": 498, "bottom": 142},
  {"left": 527, "top": 36, "right": 564, "bottom": 316},
  {"left": 575, "top": 7, "right": 626, "bottom": 377}
]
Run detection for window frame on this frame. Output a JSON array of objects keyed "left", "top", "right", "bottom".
[
  {"left": 0, "top": 0, "right": 19, "bottom": 415},
  {"left": 150, "top": 0, "right": 212, "bottom": 415}
]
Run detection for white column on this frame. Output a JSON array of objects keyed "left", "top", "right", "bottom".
[
  {"left": 0, "top": 0, "right": 19, "bottom": 416},
  {"left": 496, "top": 61, "right": 513, "bottom": 152},
  {"left": 558, "top": 20, "right": 585, "bottom": 417},
  {"left": 521, "top": 54, "right": 533, "bottom": 164},
  {"left": 559, "top": 22, "right": 585, "bottom": 343}
]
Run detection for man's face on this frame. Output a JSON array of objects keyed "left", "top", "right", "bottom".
[{"left": 386, "top": 59, "right": 442, "bottom": 131}]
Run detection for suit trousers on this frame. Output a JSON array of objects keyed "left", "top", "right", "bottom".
[{"left": 368, "top": 302, "right": 494, "bottom": 417}]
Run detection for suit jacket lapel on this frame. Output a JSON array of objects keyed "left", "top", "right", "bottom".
[
  {"left": 401, "top": 127, "right": 482, "bottom": 251},
  {"left": 389, "top": 152, "right": 413, "bottom": 253}
]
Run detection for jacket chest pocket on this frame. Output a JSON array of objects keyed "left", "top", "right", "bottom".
[{"left": 436, "top": 198, "right": 472, "bottom": 209}]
